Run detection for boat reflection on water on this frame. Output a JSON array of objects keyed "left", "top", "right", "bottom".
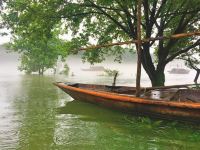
[
  {"left": 57, "top": 100, "right": 125, "bottom": 122},
  {"left": 55, "top": 82, "right": 200, "bottom": 124}
]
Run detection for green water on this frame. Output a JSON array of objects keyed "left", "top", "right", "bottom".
[{"left": 0, "top": 75, "right": 200, "bottom": 150}]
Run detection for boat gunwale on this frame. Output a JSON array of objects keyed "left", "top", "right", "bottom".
[{"left": 55, "top": 82, "right": 200, "bottom": 109}]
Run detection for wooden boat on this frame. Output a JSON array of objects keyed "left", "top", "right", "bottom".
[
  {"left": 54, "top": 82, "right": 200, "bottom": 123},
  {"left": 81, "top": 66, "right": 105, "bottom": 71}
]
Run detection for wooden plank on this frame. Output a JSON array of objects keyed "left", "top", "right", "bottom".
[
  {"left": 143, "top": 83, "right": 200, "bottom": 90},
  {"left": 79, "top": 31, "right": 200, "bottom": 50},
  {"left": 136, "top": 0, "right": 142, "bottom": 97}
]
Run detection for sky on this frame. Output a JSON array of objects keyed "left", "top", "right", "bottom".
[{"left": 0, "top": 28, "right": 10, "bottom": 45}]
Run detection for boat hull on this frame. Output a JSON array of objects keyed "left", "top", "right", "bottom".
[{"left": 55, "top": 83, "right": 200, "bottom": 123}]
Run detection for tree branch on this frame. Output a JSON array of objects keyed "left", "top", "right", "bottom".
[
  {"left": 86, "top": 0, "right": 130, "bottom": 36},
  {"left": 143, "top": 0, "right": 149, "bottom": 31},
  {"left": 55, "top": 11, "right": 104, "bottom": 19},
  {"left": 160, "top": 7, "right": 200, "bottom": 18},
  {"left": 166, "top": 39, "right": 200, "bottom": 63},
  {"left": 115, "top": 0, "right": 136, "bottom": 38},
  {"left": 156, "top": 0, "right": 167, "bottom": 16},
  {"left": 164, "top": 13, "right": 194, "bottom": 55},
  {"left": 181, "top": 57, "right": 198, "bottom": 70}
]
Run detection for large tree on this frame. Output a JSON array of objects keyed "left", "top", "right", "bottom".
[
  {"left": 11, "top": 32, "right": 69, "bottom": 75},
  {"left": 2, "top": 0, "right": 70, "bottom": 74},
  {"left": 3, "top": 0, "right": 200, "bottom": 86}
]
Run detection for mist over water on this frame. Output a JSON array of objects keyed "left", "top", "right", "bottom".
[
  {"left": 0, "top": 45, "right": 21, "bottom": 76},
  {"left": 65, "top": 51, "right": 196, "bottom": 86},
  {"left": 0, "top": 44, "right": 196, "bottom": 86},
  {"left": 0, "top": 45, "right": 200, "bottom": 150}
]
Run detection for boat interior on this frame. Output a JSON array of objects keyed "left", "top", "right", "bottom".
[{"left": 63, "top": 82, "right": 200, "bottom": 103}]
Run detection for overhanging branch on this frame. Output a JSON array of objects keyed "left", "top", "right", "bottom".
[
  {"left": 86, "top": 0, "right": 130, "bottom": 35},
  {"left": 166, "top": 39, "right": 200, "bottom": 63}
]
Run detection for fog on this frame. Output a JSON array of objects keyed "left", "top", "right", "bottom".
[
  {"left": 0, "top": 45, "right": 20, "bottom": 76},
  {"left": 0, "top": 44, "right": 197, "bottom": 86}
]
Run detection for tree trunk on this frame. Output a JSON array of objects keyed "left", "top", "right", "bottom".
[
  {"left": 150, "top": 70, "right": 165, "bottom": 87},
  {"left": 112, "top": 72, "right": 118, "bottom": 87},
  {"left": 141, "top": 44, "right": 166, "bottom": 87},
  {"left": 141, "top": 61, "right": 166, "bottom": 87},
  {"left": 40, "top": 71, "right": 44, "bottom": 75},
  {"left": 38, "top": 68, "right": 44, "bottom": 75},
  {"left": 194, "top": 70, "right": 200, "bottom": 83},
  {"left": 41, "top": 67, "right": 44, "bottom": 75}
]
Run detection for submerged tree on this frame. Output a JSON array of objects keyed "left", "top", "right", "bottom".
[
  {"left": 59, "top": 64, "right": 70, "bottom": 75},
  {"left": 3, "top": 0, "right": 200, "bottom": 85},
  {"left": 104, "top": 69, "right": 119, "bottom": 86},
  {"left": 2, "top": 1, "right": 69, "bottom": 74},
  {"left": 13, "top": 34, "right": 69, "bottom": 75}
]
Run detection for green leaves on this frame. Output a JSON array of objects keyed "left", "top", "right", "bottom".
[
  {"left": 1, "top": 0, "right": 73, "bottom": 74},
  {"left": 104, "top": 69, "right": 119, "bottom": 77},
  {"left": 2, "top": 0, "right": 200, "bottom": 84}
]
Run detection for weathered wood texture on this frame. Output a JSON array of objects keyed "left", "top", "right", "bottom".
[{"left": 79, "top": 31, "right": 200, "bottom": 50}]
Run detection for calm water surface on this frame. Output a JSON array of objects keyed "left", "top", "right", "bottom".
[{"left": 0, "top": 75, "right": 200, "bottom": 150}]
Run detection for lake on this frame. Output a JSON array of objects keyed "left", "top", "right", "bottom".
[
  {"left": 0, "top": 45, "right": 200, "bottom": 150},
  {"left": 0, "top": 74, "right": 200, "bottom": 150}
]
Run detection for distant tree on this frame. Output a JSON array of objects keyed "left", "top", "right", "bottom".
[
  {"left": 10, "top": 31, "right": 70, "bottom": 75},
  {"left": 0, "top": 0, "right": 4, "bottom": 16},
  {"left": 178, "top": 47, "right": 200, "bottom": 83},
  {"left": 0, "top": 0, "right": 7, "bottom": 36},
  {"left": 60, "top": 64, "right": 70, "bottom": 75},
  {"left": 2, "top": 1, "right": 70, "bottom": 75},
  {"left": 104, "top": 69, "right": 119, "bottom": 86},
  {"left": 104, "top": 69, "right": 119, "bottom": 77}
]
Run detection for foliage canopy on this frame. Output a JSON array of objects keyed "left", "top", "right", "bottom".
[
  {"left": 2, "top": 0, "right": 200, "bottom": 84},
  {"left": 2, "top": 1, "right": 70, "bottom": 74}
]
